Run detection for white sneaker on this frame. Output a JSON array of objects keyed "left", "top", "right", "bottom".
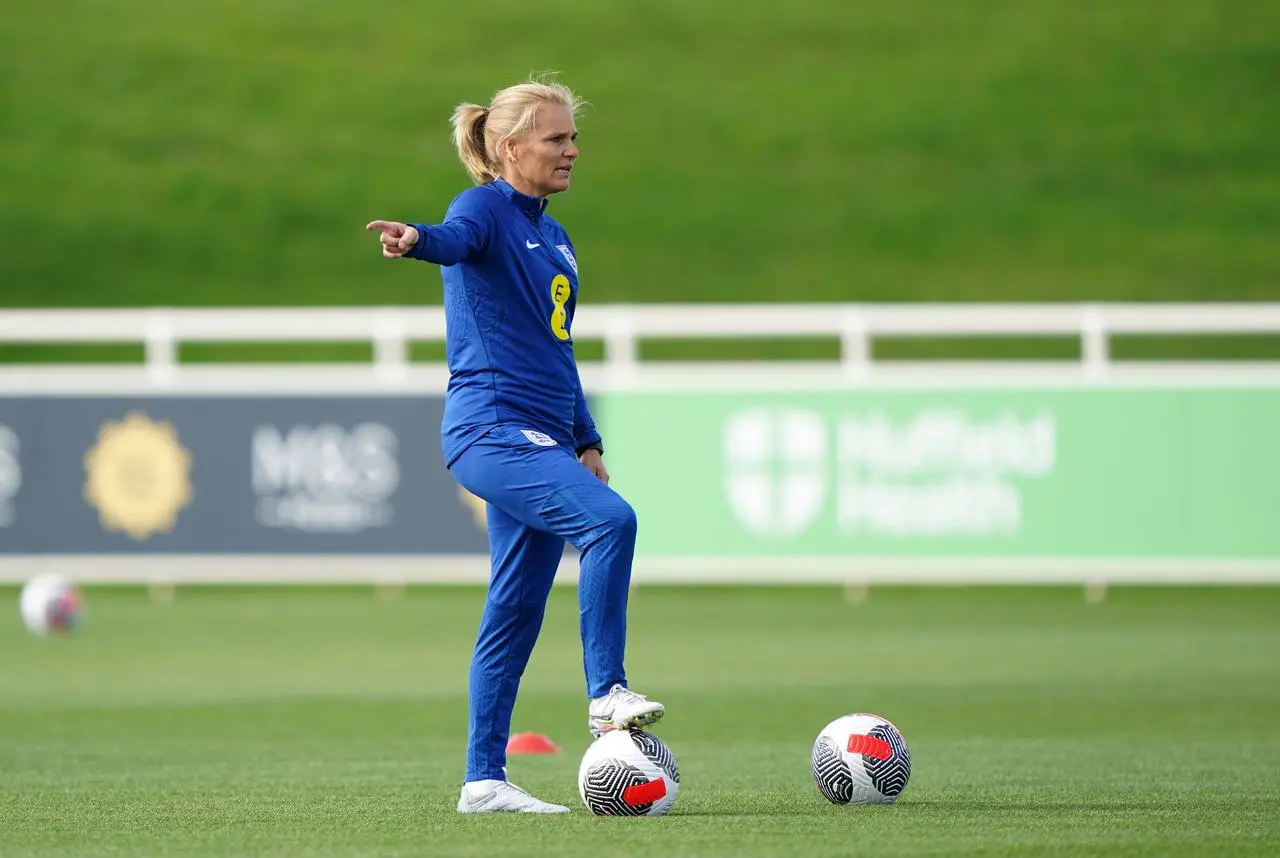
[
  {"left": 456, "top": 779, "right": 570, "bottom": 814},
  {"left": 588, "top": 684, "right": 665, "bottom": 737}
]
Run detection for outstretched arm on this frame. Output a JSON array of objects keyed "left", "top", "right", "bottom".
[{"left": 366, "top": 196, "right": 493, "bottom": 266}]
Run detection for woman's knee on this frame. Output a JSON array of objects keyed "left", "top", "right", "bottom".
[
  {"left": 607, "top": 497, "right": 638, "bottom": 536},
  {"left": 548, "top": 483, "right": 637, "bottom": 548},
  {"left": 576, "top": 498, "right": 635, "bottom": 557},
  {"left": 583, "top": 494, "right": 637, "bottom": 546}
]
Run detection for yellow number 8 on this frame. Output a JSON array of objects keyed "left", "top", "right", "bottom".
[{"left": 550, "top": 274, "right": 571, "bottom": 341}]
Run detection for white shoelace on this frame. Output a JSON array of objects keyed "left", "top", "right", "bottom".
[{"left": 610, "top": 686, "right": 647, "bottom": 705}]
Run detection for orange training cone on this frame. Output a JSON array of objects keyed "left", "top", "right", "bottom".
[{"left": 506, "top": 732, "right": 561, "bottom": 754}]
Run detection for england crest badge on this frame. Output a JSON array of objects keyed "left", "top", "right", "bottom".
[{"left": 555, "top": 244, "right": 578, "bottom": 275}]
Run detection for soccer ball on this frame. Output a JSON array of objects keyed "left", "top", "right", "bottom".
[
  {"left": 578, "top": 729, "right": 680, "bottom": 816},
  {"left": 19, "top": 573, "right": 83, "bottom": 636},
  {"left": 812, "top": 713, "right": 911, "bottom": 805}
]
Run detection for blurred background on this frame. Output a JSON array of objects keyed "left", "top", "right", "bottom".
[
  {"left": 1, "top": 0, "right": 1277, "bottom": 569},
  {"left": 1, "top": 1, "right": 1278, "bottom": 854},
  {"left": 3, "top": 1, "right": 1277, "bottom": 320}
]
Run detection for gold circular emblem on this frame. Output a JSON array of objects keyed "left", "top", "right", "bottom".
[{"left": 84, "top": 412, "right": 193, "bottom": 541}]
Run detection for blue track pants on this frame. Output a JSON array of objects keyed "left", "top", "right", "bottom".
[{"left": 449, "top": 424, "right": 638, "bottom": 782}]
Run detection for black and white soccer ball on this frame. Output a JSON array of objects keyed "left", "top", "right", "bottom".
[
  {"left": 578, "top": 729, "right": 680, "bottom": 816},
  {"left": 812, "top": 713, "right": 911, "bottom": 805}
]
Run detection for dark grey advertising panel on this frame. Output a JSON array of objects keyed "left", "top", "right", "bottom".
[{"left": 0, "top": 396, "right": 491, "bottom": 554}]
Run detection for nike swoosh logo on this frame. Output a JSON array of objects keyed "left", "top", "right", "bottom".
[
  {"left": 464, "top": 791, "right": 496, "bottom": 810},
  {"left": 526, "top": 240, "right": 540, "bottom": 249}
]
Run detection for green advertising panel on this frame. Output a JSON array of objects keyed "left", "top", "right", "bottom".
[{"left": 598, "top": 388, "right": 1280, "bottom": 559}]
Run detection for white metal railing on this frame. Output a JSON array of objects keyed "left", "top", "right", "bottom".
[{"left": 1, "top": 303, "right": 1279, "bottom": 380}]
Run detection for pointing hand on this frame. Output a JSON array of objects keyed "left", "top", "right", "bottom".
[{"left": 365, "top": 220, "right": 420, "bottom": 258}]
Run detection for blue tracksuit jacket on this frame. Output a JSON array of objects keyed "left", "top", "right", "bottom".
[{"left": 405, "top": 178, "right": 601, "bottom": 467}]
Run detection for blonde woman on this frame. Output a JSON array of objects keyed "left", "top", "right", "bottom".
[{"left": 367, "top": 78, "right": 664, "bottom": 814}]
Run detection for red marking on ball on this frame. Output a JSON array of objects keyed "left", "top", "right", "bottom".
[
  {"left": 623, "top": 778, "right": 667, "bottom": 806},
  {"left": 846, "top": 734, "right": 893, "bottom": 760}
]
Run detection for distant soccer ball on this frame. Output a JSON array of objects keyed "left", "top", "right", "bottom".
[
  {"left": 578, "top": 729, "right": 680, "bottom": 816},
  {"left": 812, "top": 713, "right": 911, "bottom": 805},
  {"left": 19, "top": 573, "right": 82, "bottom": 636}
]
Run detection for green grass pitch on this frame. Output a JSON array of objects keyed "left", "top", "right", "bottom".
[{"left": 1, "top": 583, "right": 1277, "bottom": 857}]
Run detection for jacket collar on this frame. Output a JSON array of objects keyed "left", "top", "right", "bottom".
[{"left": 491, "top": 177, "right": 548, "bottom": 219}]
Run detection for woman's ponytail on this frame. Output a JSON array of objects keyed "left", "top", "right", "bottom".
[{"left": 451, "top": 103, "right": 494, "bottom": 185}]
